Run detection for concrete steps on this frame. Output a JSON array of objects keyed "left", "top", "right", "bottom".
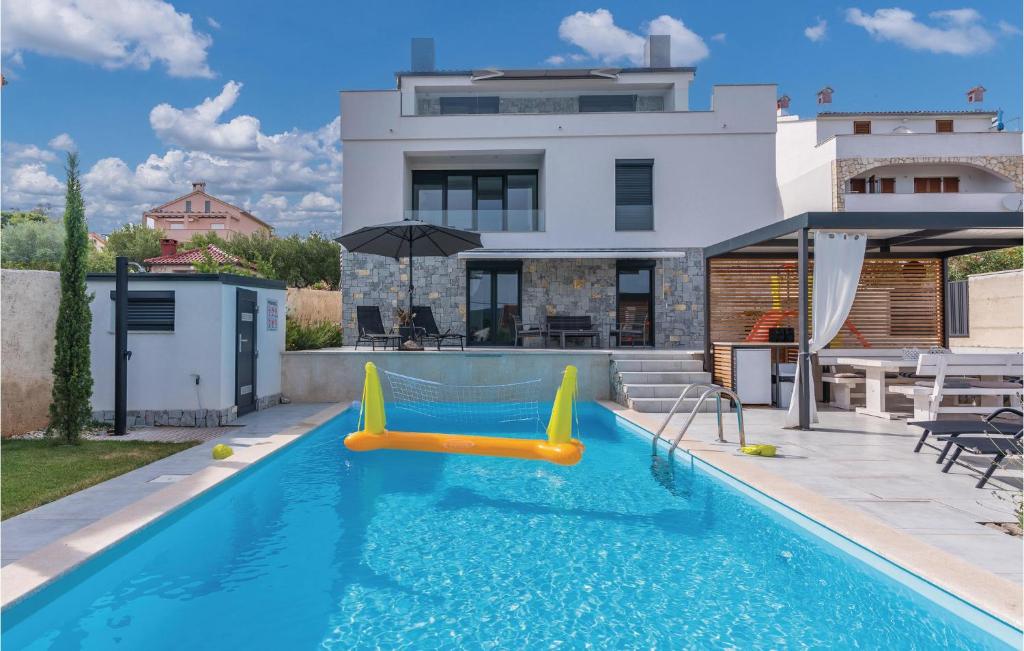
[{"left": 610, "top": 351, "right": 722, "bottom": 414}]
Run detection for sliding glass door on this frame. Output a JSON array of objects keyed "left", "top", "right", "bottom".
[
  {"left": 467, "top": 263, "right": 521, "bottom": 346},
  {"left": 616, "top": 261, "right": 654, "bottom": 346}
]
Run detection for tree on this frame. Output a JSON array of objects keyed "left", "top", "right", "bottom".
[
  {"left": 947, "top": 247, "right": 1023, "bottom": 281},
  {"left": 105, "top": 223, "right": 163, "bottom": 264},
  {"left": 0, "top": 219, "right": 65, "bottom": 270},
  {"left": 86, "top": 247, "right": 117, "bottom": 272},
  {"left": 1, "top": 209, "right": 49, "bottom": 228},
  {"left": 49, "top": 153, "right": 94, "bottom": 444},
  {"left": 188, "top": 231, "right": 341, "bottom": 289}
]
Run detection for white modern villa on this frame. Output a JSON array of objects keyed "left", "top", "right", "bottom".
[{"left": 339, "top": 37, "right": 781, "bottom": 349}]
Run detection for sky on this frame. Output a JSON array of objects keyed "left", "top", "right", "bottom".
[{"left": 2, "top": 0, "right": 1021, "bottom": 236}]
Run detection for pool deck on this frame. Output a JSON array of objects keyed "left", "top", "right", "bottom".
[
  {"left": 606, "top": 402, "right": 1023, "bottom": 628},
  {"left": 0, "top": 402, "right": 345, "bottom": 608}
]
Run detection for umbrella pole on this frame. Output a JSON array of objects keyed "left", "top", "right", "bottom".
[{"left": 407, "top": 227, "right": 414, "bottom": 333}]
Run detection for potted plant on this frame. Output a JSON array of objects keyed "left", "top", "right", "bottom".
[{"left": 395, "top": 307, "right": 423, "bottom": 350}]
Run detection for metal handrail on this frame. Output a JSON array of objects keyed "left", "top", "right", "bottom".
[
  {"left": 651, "top": 383, "right": 717, "bottom": 453},
  {"left": 667, "top": 387, "right": 746, "bottom": 454}
]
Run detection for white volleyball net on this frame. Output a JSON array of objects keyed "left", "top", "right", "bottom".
[{"left": 382, "top": 369, "right": 543, "bottom": 430}]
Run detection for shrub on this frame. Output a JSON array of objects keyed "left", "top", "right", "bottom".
[
  {"left": 285, "top": 316, "right": 342, "bottom": 351},
  {"left": 105, "top": 223, "right": 163, "bottom": 264},
  {"left": 0, "top": 219, "right": 65, "bottom": 270},
  {"left": 947, "top": 247, "right": 1023, "bottom": 281}
]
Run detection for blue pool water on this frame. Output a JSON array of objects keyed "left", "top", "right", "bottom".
[{"left": 3, "top": 404, "right": 1017, "bottom": 649}]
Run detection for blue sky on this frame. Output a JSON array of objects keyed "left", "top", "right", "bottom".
[{"left": 2, "top": 0, "right": 1021, "bottom": 234}]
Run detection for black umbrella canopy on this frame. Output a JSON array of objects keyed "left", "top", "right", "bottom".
[{"left": 336, "top": 220, "right": 482, "bottom": 259}]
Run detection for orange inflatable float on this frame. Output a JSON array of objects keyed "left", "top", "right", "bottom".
[{"left": 344, "top": 362, "right": 584, "bottom": 466}]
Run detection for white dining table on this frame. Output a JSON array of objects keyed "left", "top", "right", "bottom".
[{"left": 835, "top": 357, "right": 917, "bottom": 420}]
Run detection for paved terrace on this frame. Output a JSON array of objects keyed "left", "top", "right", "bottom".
[
  {"left": 1, "top": 403, "right": 333, "bottom": 567},
  {"left": 609, "top": 403, "right": 1023, "bottom": 591}
]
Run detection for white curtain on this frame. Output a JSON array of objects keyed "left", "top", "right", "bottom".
[{"left": 785, "top": 231, "right": 867, "bottom": 427}]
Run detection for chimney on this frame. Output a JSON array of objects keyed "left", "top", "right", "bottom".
[
  {"left": 411, "top": 38, "right": 435, "bottom": 72},
  {"left": 644, "top": 35, "right": 671, "bottom": 68},
  {"left": 776, "top": 95, "right": 791, "bottom": 114},
  {"left": 817, "top": 86, "right": 833, "bottom": 105},
  {"left": 967, "top": 85, "right": 986, "bottom": 103},
  {"left": 192, "top": 181, "right": 206, "bottom": 193},
  {"left": 160, "top": 238, "right": 178, "bottom": 257}
]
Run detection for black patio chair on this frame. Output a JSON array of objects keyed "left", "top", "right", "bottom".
[
  {"left": 610, "top": 307, "right": 648, "bottom": 347},
  {"left": 937, "top": 428, "right": 1023, "bottom": 488},
  {"left": 547, "top": 315, "right": 600, "bottom": 349},
  {"left": 909, "top": 407, "right": 1023, "bottom": 458},
  {"left": 412, "top": 306, "right": 465, "bottom": 351},
  {"left": 355, "top": 306, "right": 401, "bottom": 351}
]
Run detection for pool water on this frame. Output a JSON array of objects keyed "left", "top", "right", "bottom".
[{"left": 2, "top": 404, "right": 1017, "bottom": 649}]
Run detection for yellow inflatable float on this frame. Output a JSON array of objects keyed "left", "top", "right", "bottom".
[{"left": 344, "top": 362, "right": 584, "bottom": 465}]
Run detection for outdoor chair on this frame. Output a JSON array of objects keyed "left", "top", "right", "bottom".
[
  {"left": 412, "top": 306, "right": 465, "bottom": 351},
  {"left": 512, "top": 315, "right": 546, "bottom": 348},
  {"left": 937, "top": 427, "right": 1023, "bottom": 489},
  {"left": 547, "top": 315, "right": 600, "bottom": 349},
  {"left": 354, "top": 306, "right": 401, "bottom": 351},
  {"left": 610, "top": 307, "right": 648, "bottom": 347},
  {"left": 908, "top": 407, "right": 1022, "bottom": 456}
]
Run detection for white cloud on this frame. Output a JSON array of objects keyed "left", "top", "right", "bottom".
[
  {"left": 48, "top": 132, "right": 76, "bottom": 151},
  {"left": 3, "top": 142, "right": 58, "bottom": 163},
  {"left": 4, "top": 163, "right": 63, "bottom": 197},
  {"left": 150, "top": 81, "right": 261, "bottom": 153},
  {"left": 845, "top": 7, "right": 997, "bottom": 55},
  {"left": 998, "top": 19, "right": 1021, "bottom": 36},
  {"left": 2, "top": 0, "right": 214, "bottom": 78},
  {"left": 297, "top": 192, "right": 340, "bottom": 213},
  {"left": 545, "top": 55, "right": 566, "bottom": 65},
  {"left": 710, "top": 33, "right": 726, "bottom": 43},
  {"left": 207, "top": 16, "right": 221, "bottom": 30},
  {"left": 556, "top": 9, "right": 709, "bottom": 66},
  {"left": 804, "top": 18, "right": 828, "bottom": 42}
]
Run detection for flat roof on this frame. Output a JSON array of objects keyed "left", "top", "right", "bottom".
[
  {"left": 704, "top": 212, "right": 1023, "bottom": 259},
  {"left": 396, "top": 66, "right": 695, "bottom": 82}
]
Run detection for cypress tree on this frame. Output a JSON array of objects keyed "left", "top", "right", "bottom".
[{"left": 49, "top": 153, "right": 94, "bottom": 444}]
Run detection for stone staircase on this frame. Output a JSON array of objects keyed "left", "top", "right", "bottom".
[{"left": 610, "top": 351, "right": 722, "bottom": 414}]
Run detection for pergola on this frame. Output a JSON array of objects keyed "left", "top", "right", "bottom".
[{"left": 703, "top": 211, "right": 1023, "bottom": 429}]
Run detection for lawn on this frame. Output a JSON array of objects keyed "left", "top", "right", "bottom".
[{"left": 1, "top": 439, "right": 198, "bottom": 520}]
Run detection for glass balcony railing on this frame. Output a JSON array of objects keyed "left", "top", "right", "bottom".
[{"left": 405, "top": 209, "right": 544, "bottom": 232}]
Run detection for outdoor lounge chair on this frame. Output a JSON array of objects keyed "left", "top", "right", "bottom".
[
  {"left": 609, "top": 307, "right": 647, "bottom": 347},
  {"left": 412, "top": 306, "right": 465, "bottom": 351},
  {"left": 355, "top": 306, "right": 401, "bottom": 351},
  {"left": 547, "top": 315, "right": 600, "bottom": 349},
  {"left": 512, "top": 315, "right": 546, "bottom": 348},
  {"left": 937, "top": 428, "right": 1023, "bottom": 488},
  {"left": 908, "top": 407, "right": 1023, "bottom": 456}
]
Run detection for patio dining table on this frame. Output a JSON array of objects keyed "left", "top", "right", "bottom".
[{"left": 836, "top": 357, "right": 917, "bottom": 420}]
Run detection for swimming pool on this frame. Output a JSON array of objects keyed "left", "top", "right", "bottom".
[{"left": 3, "top": 403, "right": 1018, "bottom": 649}]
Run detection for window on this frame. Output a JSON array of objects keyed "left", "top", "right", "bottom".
[
  {"left": 848, "top": 178, "right": 867, "bottom": 193},
  {"left": 110, "top": 290, "right": 175, "bottom": 332},
  {"left": 170, "top": 223, "right": 185, "bottom": 230},
  {"left": 211, "top": 223, "right": 226, "bottom": 230},
  {"left": 935, "top": 119, "right": 954, "bottom": 133},
  {"left": 439, "top": 96, "right": 499, "bottom": 115},
  {"left": 853, "top": 121, "right": 871, "bottom": 135},
  {"left": 579, "top": 95, "right": 637, "bottom": 112},
  {"left": 615, "top": 159, "right": 653, "bottom": 231},
  {"left": 204, "top": 200, "right": 211, "bottom": 213},
  {"left": 411, "top": 170, "right": 539, "bottom": 231},
  {"left": 184, "top": 200, "right": 192, "bottom": 212},
  {"left": 146, "top": 217, "right": 156, "bottom": 228},
  {"left": 942, "top": 177, "right": 959, "bottom": 193},
  {"left": 880, "top": 178, "right": 895, "bottom": 194},
  {"left": 914, "top": 177, "right": 943, "bottom": 193}
]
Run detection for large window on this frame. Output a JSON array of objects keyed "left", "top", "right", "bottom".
[
  {"left": 411, "top": 170, "right": 539, "bottom": 231},
  {"left": 579, "top": 94, "right": 637, "bottom": 112},
  {"left": 439, "top": 96, "right": 499, "bottom": 115},
  {"left": 615, "top": 159, "right": 653, "bottom": 231}
]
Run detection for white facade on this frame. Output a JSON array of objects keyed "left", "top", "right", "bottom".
[
  {"left": 341, "top": 74, "right": 781, "bottom": 249},
  {"left": 88, "top": 275, "right": 285, "bottom": 420},
  {"left": 776, "top": 112, "right": 1023, "bottom": 216}
]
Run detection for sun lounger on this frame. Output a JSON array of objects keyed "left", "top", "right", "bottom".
[
  {"left": 908, "top": 407, "right": 1022, "bottom": 455},
  {"left": 937, "top": 428, "right": 1023, "bottom": 488},
  {"left": 412, "top": 306, "right": 465, "bottom": 351},
  {"left": 355, "top": 306, "right": 401, "bottom": 351}
]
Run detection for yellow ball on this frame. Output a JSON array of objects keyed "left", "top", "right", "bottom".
[{"left": 212, "top": 444, "right": 234, "bottom": 460}]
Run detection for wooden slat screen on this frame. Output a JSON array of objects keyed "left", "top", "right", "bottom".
[{"left": 709, "top": 258, "right": 943, "bottom": 349}]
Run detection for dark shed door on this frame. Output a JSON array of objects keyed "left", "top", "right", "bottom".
[{"left": 235, "top": 289, "right": 258, "bottom": 415}]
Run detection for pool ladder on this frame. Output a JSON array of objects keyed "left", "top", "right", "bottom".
[{"left": 650, "top": 384, "right": 746, "bottom": 455}]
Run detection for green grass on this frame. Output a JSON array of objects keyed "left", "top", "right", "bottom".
[{"left": 1, "top": 439, "right": 198, "bottom": 520}]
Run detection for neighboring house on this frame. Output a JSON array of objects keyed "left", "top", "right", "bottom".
[
  {"left": 143, "top": 182, "right": 273, "bottom": 241},
  {"left": 144, "top": 239, "right": 245, "bottom": 273},
  {"left": 88, "top": 232, "right": 107, "bottom": 251},
  {"left": 339, "top": 37, "right": 781, "bottom": 348},
  {"left": 776, "top": 109, "right": 1023, "bottom": 217}
]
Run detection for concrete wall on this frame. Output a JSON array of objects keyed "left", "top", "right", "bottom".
[
  {"left": 1, "top": 270, "right": 60, "bottom": 436},
  {"left": 88, "top": 276, "right": 286, "bottom": 418},
  {"left": 286, "top": 287, "right": 341, "bottom": 324},
  {"left": 954, "top": 269, "right": 1024, "bottom": 350},
  {"left": 282, "top": 349, "right": 613, "bottom": 403}
]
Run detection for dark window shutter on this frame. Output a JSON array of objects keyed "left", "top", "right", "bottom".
[
  {"left": 853, "top": 121, "right": 871, "bottom": 134},
  {"left": 440, "top": 96, "right": 499, "bottom": 115},
  {"left": 111, "top": 290, "right": 175, "bottom": 332},
  {"left": 615, "top": 160, "right": 653, "bottom": 230},
  {"left": 579, "top": 95, "right": 637, "bottom": 112},
  {"left": 936, "top": 119, "right": 954, "bottom": 133},
  {"left": 880, "top": 178, "right": 895, "bottom": 193},
  {"left": 942, "top": 177, "right": 960, "bottom": 193},
  {"left": 946, "top": 279, "right": 969, "bottom": 337}
]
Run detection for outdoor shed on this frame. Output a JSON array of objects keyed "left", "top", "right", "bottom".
[{"left": 87, "top": 273, "right": 286, "bottom": 427}]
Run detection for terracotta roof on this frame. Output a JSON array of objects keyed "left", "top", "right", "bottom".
[
  {"left": 144, "top": 245, "right": 242, "bottom": 266},
  {"left": 818, "top": 110, "right": 997, "bottom": 117}
]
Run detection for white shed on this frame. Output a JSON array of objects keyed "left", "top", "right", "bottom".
[{"left": 87, "top": 273, "right": 286, "bottom": 427}]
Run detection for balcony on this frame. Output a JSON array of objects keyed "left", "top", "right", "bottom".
[
  {"left": 830, "top": 131, "right": 1022, "bottom": 159},
  {"left": 842, "top": 191, "right": 1021, "bottom": 212},
  {"left": 405, "top": 209, "right": 544, "bottom": 232}
]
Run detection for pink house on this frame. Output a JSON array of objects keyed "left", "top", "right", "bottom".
[{"left": 143, "top": 182, "right": 272, "bottom": 241}]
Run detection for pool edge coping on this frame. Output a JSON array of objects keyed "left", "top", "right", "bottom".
[
  {"left": 0, "top": 402, "right": 350, "bottom": 610},
  {"left": 599, "top": 400, "right": 1024, "bottom": 631}
]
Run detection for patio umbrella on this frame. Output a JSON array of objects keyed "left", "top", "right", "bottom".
[{"left": 336, "top": 219, "right": 483, "bottom": 317}]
